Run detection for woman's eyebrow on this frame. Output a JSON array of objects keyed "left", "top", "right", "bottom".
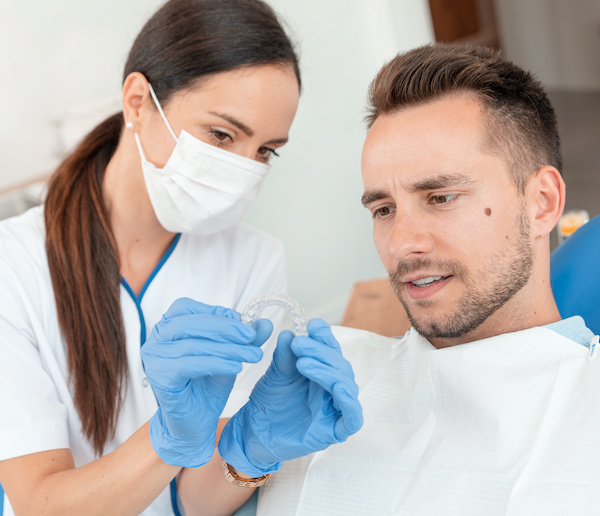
[
  {"left": 207, "top": 111, "right": 289, "bottom": 145},
  {"left": 208, "top": 111, "right": 254, "bottom": 136}
]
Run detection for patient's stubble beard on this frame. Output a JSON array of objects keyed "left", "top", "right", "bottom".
[{"left": 389, "top": 208, "right": 534, "bottom": 340}]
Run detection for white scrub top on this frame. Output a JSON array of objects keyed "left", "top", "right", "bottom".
[{"left": 0, "top": 205, "right": 286, "bottom": 516}]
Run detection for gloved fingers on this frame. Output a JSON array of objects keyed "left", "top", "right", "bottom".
[
  {"left": 143, "top": 338, "right": 263, "bottom": 363},
  {"left": 294, "top": 357, "right": 363, "bottom": 442},
  {"left": 271, "top": 330, "right": 298, "bottom": 378},
  {"left": 162, "top": 297, "right": 240, "bottom": 320},
  {"left": 148, "top": 355, "right": 249, "bottom": 385},
  {"left": 306, "top": 319, "right": 342, "bottom": 351},
  {"left": 295, "top": 356, "right": 359, "bottom": 399},
  {"left": 331, "top": 382, "right": 364, "bottom": 441},
  {"left": 152, "top": 313, "right": 256, "bottom": 343},
  {"left": 249, "top": 318, "right": 273, "bottom": 347},
  {"left": 291, "top": 337, "right": 355, "bottom": 380}
]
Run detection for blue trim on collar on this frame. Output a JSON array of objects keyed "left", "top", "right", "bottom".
[
  {"left": 121, "top": 279, "right": 148, "bottom": 346},
  {"left": 139, "top": 234, "right": 181, "bottom": 302},
  {"left": 170, "top": 478, "right": 183, "bottom": 516},
  {"left": 121, "top": 233, "right": 181, "bottom": 346},
  {"left": 120, "top": 234, "right": 182, "bottom": 516}
]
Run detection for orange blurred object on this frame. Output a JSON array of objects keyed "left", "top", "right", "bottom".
[{"left": 558, "top": 209, "right": 590, "bottom": 244}]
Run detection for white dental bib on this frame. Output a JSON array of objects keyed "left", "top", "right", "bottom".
[{"left": 258, "top": 325, "right": 600, "bottom": 516}]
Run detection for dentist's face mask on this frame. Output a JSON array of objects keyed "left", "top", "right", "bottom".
[{"left": 134, "top": 83, "right": 270, "bottom": 235}]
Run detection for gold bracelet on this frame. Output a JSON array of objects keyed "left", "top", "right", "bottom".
[{"left": 221, "top": 458, "right": 272, "bottom": 488}]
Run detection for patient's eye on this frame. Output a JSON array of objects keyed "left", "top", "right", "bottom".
[
  {"left": 429, "top": 194, "right": 458, "bottom": 205},
  {"left": 373, "top": 206, "right": 395, "bottom": 219}
]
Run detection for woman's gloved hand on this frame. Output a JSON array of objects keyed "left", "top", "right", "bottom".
[
  {"left": 218, "top": 318, "right": 363, "bottom": 477},
  {"left": 141, "top": 297, "right": 272, "bottom": 468}
]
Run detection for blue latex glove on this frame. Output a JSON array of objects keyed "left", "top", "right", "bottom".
[
  {"left": 141, "top": 298, "right": 273, "bottom": 468},
  {"left": 218, "top": 318, "right": 363, "bottom": 477}
]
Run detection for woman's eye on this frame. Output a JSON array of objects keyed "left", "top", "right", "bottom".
[
  {"left": 210, "top": 129, "right": 232, "bottom": 144},
  {"left": 257, "top": 146, "right": 280, "bottom": 162},
  {"left": 430, "top": 194, "right": 457, "bottom": 204}
]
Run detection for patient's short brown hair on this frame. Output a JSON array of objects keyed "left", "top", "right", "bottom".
[{"left": 366, "top": 44, "right": 562, "bottom": 192}]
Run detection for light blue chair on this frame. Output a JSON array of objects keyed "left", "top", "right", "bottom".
[
  {"left": 0, "top": 482, "right": 4, "bottom": 514},
  {"left": 551, "top": 214, "right": 600, "bottom": 335}
]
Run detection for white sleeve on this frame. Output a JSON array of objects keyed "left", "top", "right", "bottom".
[
  {"left": 221, "top": 236, "right": 288, "bottom": 417},
  {"left": 0, "top": 262, "right": 70, "bottom": 461}
]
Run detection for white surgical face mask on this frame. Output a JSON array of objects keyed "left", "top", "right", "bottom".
[{"left": 133, "top": 83, "right": 270, "bottom": 235}]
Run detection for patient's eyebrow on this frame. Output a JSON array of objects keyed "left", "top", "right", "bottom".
[
  {"left": 409, "top": 173, "right": 477, "bottom": 192},
  {"left": 361, "top": 189, "right": 389, "bottom": 207},
  {"left": 362, "top": 174, "right": 477, "bottom": 206}
]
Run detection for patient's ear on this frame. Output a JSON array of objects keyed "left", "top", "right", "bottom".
[
  {"left": 121, "top": 72, "right": 151, "bottom": 131},
  {"left": 528, "top": 166, "right": 565, "bottom": 238}
]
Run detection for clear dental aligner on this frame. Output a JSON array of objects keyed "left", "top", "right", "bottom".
[{"left": 241, "top": 293, "right": 308, "bottom": 336}]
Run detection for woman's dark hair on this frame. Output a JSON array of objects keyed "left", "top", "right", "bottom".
[
  {"left": 44, "top": 0, "right": 301, "bottom": 455},
  {"left": 366, "top": 43, "right": 561, "bottom": 193}
]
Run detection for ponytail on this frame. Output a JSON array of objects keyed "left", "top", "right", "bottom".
[{"left": 44, "top": 113, "right": 127, "bottom": 455}]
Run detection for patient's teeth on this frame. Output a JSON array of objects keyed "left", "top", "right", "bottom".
[{"left": 412, "top": 276, "right": 442, "bottom": 286}]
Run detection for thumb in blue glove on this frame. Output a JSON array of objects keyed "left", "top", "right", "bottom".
[
  {"left": 141, "top": 297, "right": 273, "bottom": 468},
  {"left": 218, "top": 318, "right": 363, "bottom": 477}
]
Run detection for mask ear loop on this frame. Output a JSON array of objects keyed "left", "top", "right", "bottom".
[
  {"left": 147, "top": 82, "right": 178, "bottom": 143},
  {"left": 133, "top": 133, "right": 148, "bottom": 161}
]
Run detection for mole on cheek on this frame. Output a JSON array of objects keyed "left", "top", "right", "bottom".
[{"left": 484, "top": 208, "right": 492, "bottom": 216}]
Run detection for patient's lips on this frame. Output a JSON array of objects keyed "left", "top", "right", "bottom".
[
  {"left": 411, "top": 276, "right": 444, "bottom": 287},
  {"left": 404, "top": 273, "right": 451, "bottom": 301}
]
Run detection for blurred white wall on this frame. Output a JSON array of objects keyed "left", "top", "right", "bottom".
[
  {"left": 245, "top": 0, "right": 434, "bottom": 320},
  {"left": 0, "top": 1, "right": 165, "bottom": 190},
  {"left": 495, "top": 0, "right": 600, "bottom": 91},
  {"left": 0, "top": 0, "right": 434, "bottom": 322}
]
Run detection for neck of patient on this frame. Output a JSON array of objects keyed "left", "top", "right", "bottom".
[{"left": 429, "top": 277, "right": 562, "bottom": 349}]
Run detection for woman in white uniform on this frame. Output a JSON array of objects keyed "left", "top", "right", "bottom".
[{"left": 0, "top": 0, "right": 301, "bottom": 514}]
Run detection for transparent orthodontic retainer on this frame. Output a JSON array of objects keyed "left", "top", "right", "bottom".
[{"left": 241, "top": 293, "right": 308, "bottom": 336}]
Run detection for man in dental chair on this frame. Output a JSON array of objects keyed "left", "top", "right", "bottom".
[{"left": 241, "top": 43, "right": 600, "bottom": 515}]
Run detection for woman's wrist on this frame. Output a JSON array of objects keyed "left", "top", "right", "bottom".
[
  {"left": 232, "top": 465, "right": 254, "bottom": 480},
  {"left": 221, "top": 459, "right": 271, "bottom": 487}
]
